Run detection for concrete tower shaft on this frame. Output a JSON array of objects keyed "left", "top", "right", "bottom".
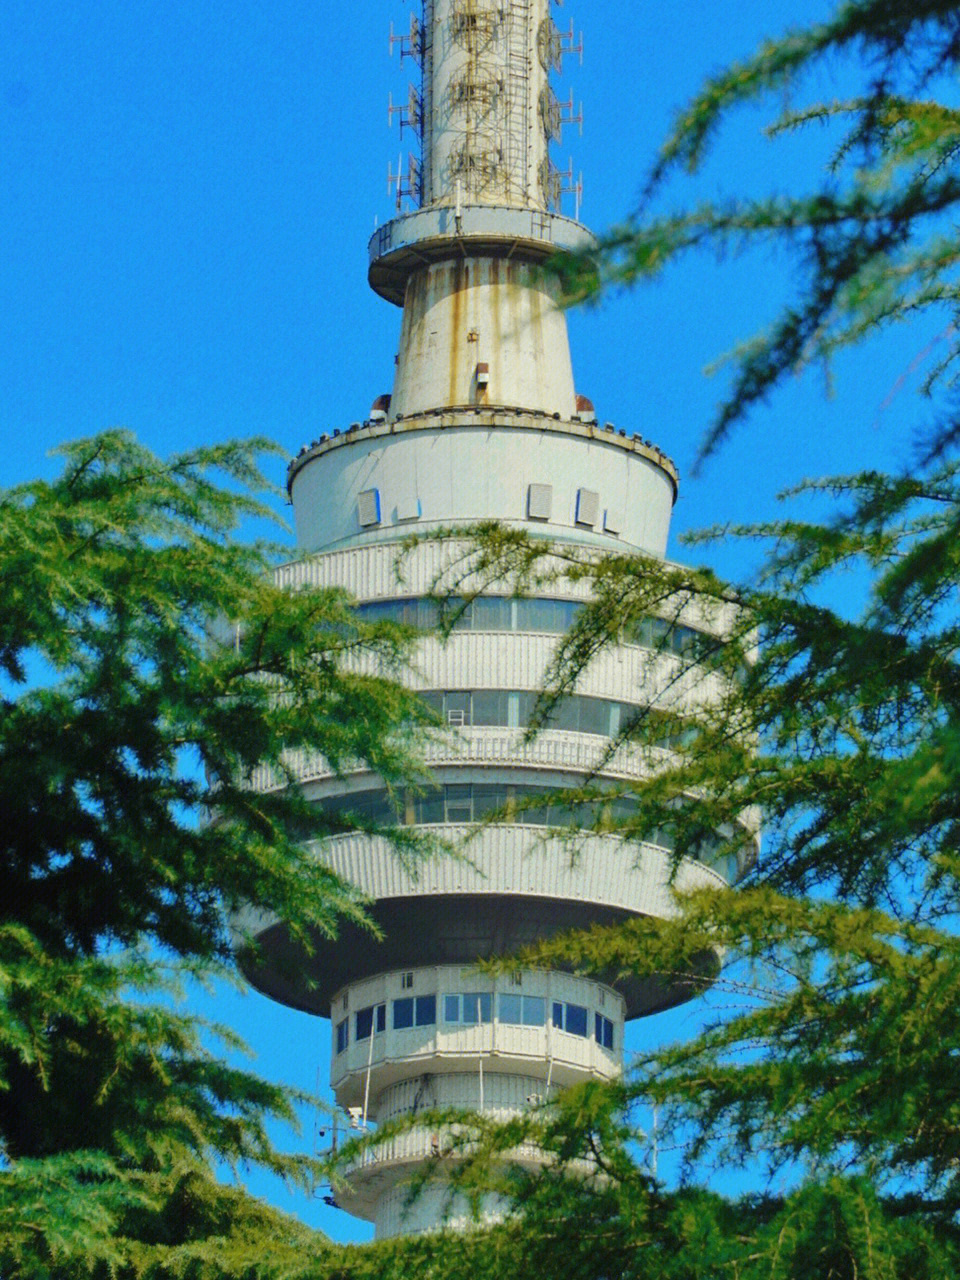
[
  {"left": 371, "top": 0, "right": 589, "bottom": 420},
  {"left": 419, "top": 0, "right": 555, "bottom": 210}
]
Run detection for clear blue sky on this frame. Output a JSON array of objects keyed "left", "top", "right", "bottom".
[{"left": 0, "top": 0, "right": 933, "bottom": 1245}]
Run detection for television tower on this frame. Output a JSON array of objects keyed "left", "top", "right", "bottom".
[{"left": 238, "top": 0, "right": 750, "bottom": 1238}]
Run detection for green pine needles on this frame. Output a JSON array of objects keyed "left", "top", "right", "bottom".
[{"left": 0, "top": 431, "right": 435, "bottom": 1277}]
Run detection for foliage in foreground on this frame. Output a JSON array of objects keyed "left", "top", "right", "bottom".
[{"left": 0, "top": 431, "right": 437, "bottom": 1276}]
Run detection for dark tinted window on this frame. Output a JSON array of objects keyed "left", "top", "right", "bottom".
[
  {"left": 415, "top": 995, "right": 436, "bottom": 1026},
  {"left": 393, "top": 997, "right": 413, "bottom": 1029},
  {"left": 565, "top": 1003, "right": 588, "bottom": 1038}
]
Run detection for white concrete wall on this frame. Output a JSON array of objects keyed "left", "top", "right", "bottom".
[
  {"left": 289, "top": 420, "right": 675, "bottom": 556},
  {"left": 302, "top": 825, "right": 727, "bottom": 915}
]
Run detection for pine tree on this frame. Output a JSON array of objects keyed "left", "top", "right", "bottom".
[{"left": 0, "top": 430, "right": 435, "bottom": 1277}]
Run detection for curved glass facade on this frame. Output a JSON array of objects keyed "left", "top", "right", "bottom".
[
  {"left": 420, "top": 688, "right": 692, "bottom": 745},
  {"left": 357, "top": 596, "right": 709, "bottom": 661}
]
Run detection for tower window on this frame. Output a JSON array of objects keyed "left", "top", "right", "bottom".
[
  {"left": 393, "top": 997, "right": 414, "bottom": 1029},
  {"left": 335, "top": 1019, "right": 349, "bottom": 1055},
  {"left": 443, "top": 992, "right": 493, "bottom": 1024},
  {"left": 355, "top": 1003, "right": 386, "bottom": 1040},
  {"left": 595, "top": 1014, "right": 614, "bottom": 1050},
  {"left": 415, "top": 995, "right": 437, "bottom": 1027},
  {"left": 553, "top": 1001, "right": 589, "bottom": 1038},
  {"left": 499, "top": 994, "right": 545, "bottom": 1026}
]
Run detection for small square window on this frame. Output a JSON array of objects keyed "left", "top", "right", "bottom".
[{"left": 401, "top": 972, "right": 414, "bottom": 990}]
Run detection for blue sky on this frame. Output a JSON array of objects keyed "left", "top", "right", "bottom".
[{"left": 0, "top": 0, "right": 937, "bottom": 1245}]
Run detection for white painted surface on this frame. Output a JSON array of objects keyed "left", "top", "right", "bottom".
[
  {"left": 304, "top": 825, "right": 726, "bottom": 912},
  {"left": 275, "top": 539, "right": 735, "bottom": 638},
  {"left": 289, "top": 419, "right": 676, "bottom": 556},
  {"left": 390, "top": 259, "right": 577, "bottom": 418}
]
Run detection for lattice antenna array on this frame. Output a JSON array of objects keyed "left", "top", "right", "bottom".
[{"left": 382, "top": 0, "right": 585, "bottom": 214}]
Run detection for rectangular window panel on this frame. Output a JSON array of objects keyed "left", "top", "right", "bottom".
[
  {"left": 521, "top": 996, "right": 545, "bottom": 1026},
  {"left": 565, "top": 1003, "right": 589, "bottom": 1038},
  {"left": 595, "top": 1014, "right": 614, "bottom": 1050},
  {"left": 376, "top": 1003, "right": 386, "bottom": 1034},
  {"left": 444, "top": 692, "right": 472, "bottom": 727},
  {"left": 393, "top": 997, "right": 414, "bottom": 1029},
  {"left": 474, "top": 783, "right": 508, "bottom": 821},
  {"left": 462, "top": 992, "right": 492, "bottom": 1024},
  {"left": 507, "top": 692, "right": 521, "bottom": 729},
  {"left": 554, "top": 697, "right": 579, "bottom": 733},
  {"left": 517, "top": 692, "right": 538, "bottom": 726},
  {"left": 474, "top": 597, "right": 512, "bottom": 630},
  {"left": 420, "top": 691, "right": 443, "bottom": 716},
  {"left": 473, "top": 689, "right": 510, "bottom": 726},
  {"left": 336, "top": 1019, "right": 349, "bottom": 1055},
  {"left": 580, "top": 697, "right": 609, "bottom": 737},
  {"left": 444, "top": 784, "right": 473, "bottom": 823},
  {"left": 355, "top": 1006, "right": 373, "bottom": 1041},
  {"left": 553, "top": 1001, "right": 564, "bottom": 1029},
  {"left": 499, "top": 993, "right": 522, "bottom": 1025},
  {"left": 415, "top": 995, "right": 436, "bottom": 1026},
  {"left": 416, "top": 791, "right": 445, "bottom": 824},
  {"left": 444, "top": 994, "right": 460, "bottom": 1023}
]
